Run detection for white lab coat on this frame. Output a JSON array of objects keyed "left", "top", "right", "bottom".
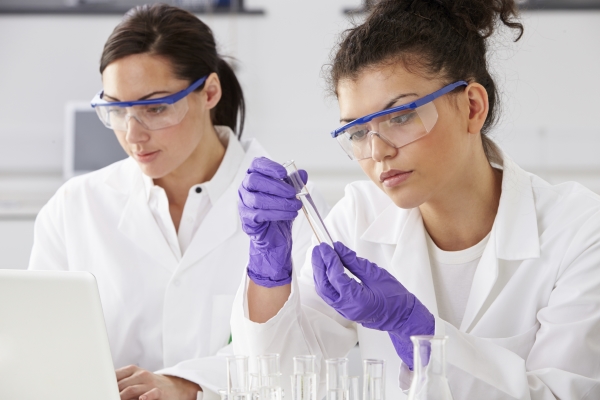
[
  {"left": 28, "top": 137, "right": 327, "bottom": 399},
  {"left": 231, "top": 153, "right": 600, "bottom": 400}
]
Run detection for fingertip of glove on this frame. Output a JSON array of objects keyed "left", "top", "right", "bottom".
[
  {"left": 298, "top": 169, "right": 308, "bottom": 184},
  {"left": 318, "top": 242, "right": 334, "bottom": 255},
  {"left": 249, "top": 157, "right": 287, "bottom": 179}
]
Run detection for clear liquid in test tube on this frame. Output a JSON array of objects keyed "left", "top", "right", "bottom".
[
  {"left": 292, "top": 355, "right": 317, "bottom": 400},
  {"left": 283, "top": 160, "right": 334, "bottom": 247},
  {"left": 326, "top": 358, "right": 349, "bottom": 400}
]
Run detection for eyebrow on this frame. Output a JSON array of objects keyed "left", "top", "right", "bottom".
[
  {"left": 339, "top": 92, "right": 419, "bottom": 123},
  {"left": 102, "top": 90, "right": 172, "bottom": 102}
]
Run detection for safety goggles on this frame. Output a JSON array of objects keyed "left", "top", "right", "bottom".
[
  {"left": 90, "top": 75, "right": 208, "bottom": 131},
  {"left": 330, "top": 81, "right": 468, "bottom": 161}
]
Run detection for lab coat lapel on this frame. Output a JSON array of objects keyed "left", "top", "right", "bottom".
[
  {"left": 177, "top": 138, "right": 267, "bottom": 271},
  {"left": 362, "top": 205, "right": 439, "bottom": 315},
  {"left": 115, "top": 163, "right": 180, "bottom": 271},
  {"left": 178, "top": 185, "right": 239, "bottom": 270},
  {"left": 460, "top": 154, "right": 540, "bottom": 331}
]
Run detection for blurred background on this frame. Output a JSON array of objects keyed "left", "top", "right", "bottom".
[{"left": 0, "top": 0, "right": 599, "bottom": 269}]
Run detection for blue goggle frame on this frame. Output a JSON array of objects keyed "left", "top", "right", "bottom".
[
  {"left": 330, "top": 80, "right": 468, "bottom": 138},
  {"left": 90, "top": 75, "right": 208, "bottom": 108}
]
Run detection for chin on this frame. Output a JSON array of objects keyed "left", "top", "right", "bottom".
[
  {"left": 137, "top": 163, "right": 169, "bottom": 180},
  {"left": 384, "top": 187, "right": 425, "bottom": 210}
]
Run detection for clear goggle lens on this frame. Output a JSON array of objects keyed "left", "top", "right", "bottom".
[
  {"left": 94, "top": 97, "right": 189, "bottom": 131},
  {"left": 336, "top": 101, "right": 438, "bottom": 161}
]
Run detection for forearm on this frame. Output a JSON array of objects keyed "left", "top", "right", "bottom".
[{"left": 247, "top": 280, "right": 291, "bottom": 323}]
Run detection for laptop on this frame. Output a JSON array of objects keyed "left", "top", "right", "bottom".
[
  {"left": 0, "top": 269, "right": 120, "bottom": 400},
  {"left": 64, "top": 102, "right": 128, "bottom": 180}
]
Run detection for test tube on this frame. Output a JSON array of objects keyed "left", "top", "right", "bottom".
[
  {"left": 349, "top": 376, "right": 360, "bottom": 400},
  {"left": 259, "top": 354, "right": 283, "bottom": 400},
  {"left": 248, "top": 372, "right": 260, "bottom": 400},
  {"left": 227, "top": 355, "right": 249, "bottom": 394},
  {"left": 326, "top": 358, "right": 349, "bottom": 400},
  {"left": 291, "top": 355, "right": 317, "bottom": 400},
  {"left": 283, "top": 160, "right": 334, "bottom": 247},
  {"left": 362, "top": 359, "right": 385, "bottom": 400}
]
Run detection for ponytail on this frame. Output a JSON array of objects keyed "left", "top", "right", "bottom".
[{"left": 215, "top": 58, "right": 245, "bottom": 138}]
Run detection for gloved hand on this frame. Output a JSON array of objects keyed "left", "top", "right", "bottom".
[
  {"left": 312, "top": 242, "right": 435, "bottom": 370},
  {"left": 238, "top": 157, "right": 307, "bottom": 288}
]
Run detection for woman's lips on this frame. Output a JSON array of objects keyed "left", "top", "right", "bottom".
[
  {"left": 134, "top": 150, "right": 160, "bottom": 163},
  {"left": 380, "top": 169, "right": 412, "bottom": 188}
]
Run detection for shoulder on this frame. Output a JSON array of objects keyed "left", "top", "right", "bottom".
[
  {"left": 529, "top": 171, "right": 600, "bottom": 230},
  {"left": 325, "top": 180, "right": 396, "bottom": 242},
  {"left": 42, "top": 158, "right": 137, "bottom": 213},
  {"left": 330, "top": 180, "right": 393, "bottom": 218}
]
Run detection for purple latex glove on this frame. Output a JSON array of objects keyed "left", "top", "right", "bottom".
[
  {"left": 238, "top": 157, "right": 307, "bottom": 288},
  {"left": 312, "top": 242, "right": 434, "bottom": 370}
]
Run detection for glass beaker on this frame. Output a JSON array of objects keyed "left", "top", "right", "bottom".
[
  {"left": 283, "top": 160, "right": 334, "bottom": 247},
  {"left": 259, "top": 354, "right": 283, "bottom": 400},
  {"left": 363, "top": 359, "right": 385, "bottom": 400},
  {"left": 227, "top": 355, "right": 249, "bottom": 394},
  {"left": 291, "top": 355, "right": 317, "bottom": 400},
  {"left": 326, "top": 358, "right": 349, "bottom": 400},
  {"left": 407, "top": 336, "right": 454, "bottom": 400}
]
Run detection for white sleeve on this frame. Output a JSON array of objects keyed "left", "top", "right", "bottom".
[
  {"left": 28, "top": 188, "right": 69, "bottom": 271},
  {"left": 155, "top": 350, "right": 233, "bottom": 400}
]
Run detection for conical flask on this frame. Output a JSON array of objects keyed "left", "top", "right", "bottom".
[{"left": 407, "top": 336, "right": 454, "bottom": 400}]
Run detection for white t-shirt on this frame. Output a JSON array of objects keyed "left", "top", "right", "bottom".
[{"left": 426, "top": 231, "right": 491, "bottom": 328}]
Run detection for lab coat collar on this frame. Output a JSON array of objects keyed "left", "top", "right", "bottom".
[
  {"left": 177, "top": 137, "right": 270, "bottom": 271},
  {"left": 139, "top": 126, "right": 244, "bottom": 206},
  {"left": 103, "top": 133, "right": 265, "bottom": 272},
  {"left": 116, "top": 163, "right": 181, "bottom": 271},
  {"left": 493, "top": 153, "right": 540, "bottom": 260}
]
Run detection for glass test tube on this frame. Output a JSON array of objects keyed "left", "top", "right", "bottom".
[
  {"left": 362, "top": 359, "right": 385, "bottom": 400},
  {"left": 248, "top": 372, "right": 260, "bottom": 400},
  {"left": 227, "top": 355, "right": 249, "bottom": 394},
  {"left": 349, "top": 376, "right": 360, "bottom": 400},
  {"left": 291, "top": 355, "right": 317, "bottom": 400},
  {"left": 283, "top": 160, "right": 334, "bottom": 247},
  {"left": 259, "top": 354, "right": 283, "bottom": 400},
  {"left": 326, "top": 358, "right": 349, "bottom": 400}
]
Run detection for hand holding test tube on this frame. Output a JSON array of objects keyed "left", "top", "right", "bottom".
[{"left": 283, "top": 161, "right": 334, "bottom": 247}]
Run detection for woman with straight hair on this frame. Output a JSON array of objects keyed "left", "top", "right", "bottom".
[
  {"left": 232, "top": 0, "right": 600, "bottom": 398},
  {"left": 29, "top": 4, "right": 325, "bottom": 400}
]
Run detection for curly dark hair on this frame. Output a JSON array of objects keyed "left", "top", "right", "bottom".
[{"left": 328, "top": 0, "right": 524, "bottom": 162}]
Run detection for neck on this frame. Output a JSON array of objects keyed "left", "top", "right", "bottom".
[
  {"left": 419, "top": 148, "right": 502, "bottom": 252},
  {"left": 154, "top": 124, "right": 226, "bottom": 209}
]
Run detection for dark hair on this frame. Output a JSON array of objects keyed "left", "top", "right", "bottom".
[
  {"left": 100, "top": 3, "right": 245, "bottom": 138},
  {"left": 329, "top": 0, "right": 524, "bottom": 162}
]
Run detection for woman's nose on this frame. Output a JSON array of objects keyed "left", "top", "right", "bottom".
[
  {"left": 125, "top": 117, "right": 150, "bottom": 144},
  {"left": 371, "top": 133, "right": 397, "bottom": 162}
]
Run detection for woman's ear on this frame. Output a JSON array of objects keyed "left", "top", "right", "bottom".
[
  {"left": 202, "top": 72, "right": 222, "bottom": 111},
  {"left": 465, "top": 83, "right": 489, "bottom": 135}
]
